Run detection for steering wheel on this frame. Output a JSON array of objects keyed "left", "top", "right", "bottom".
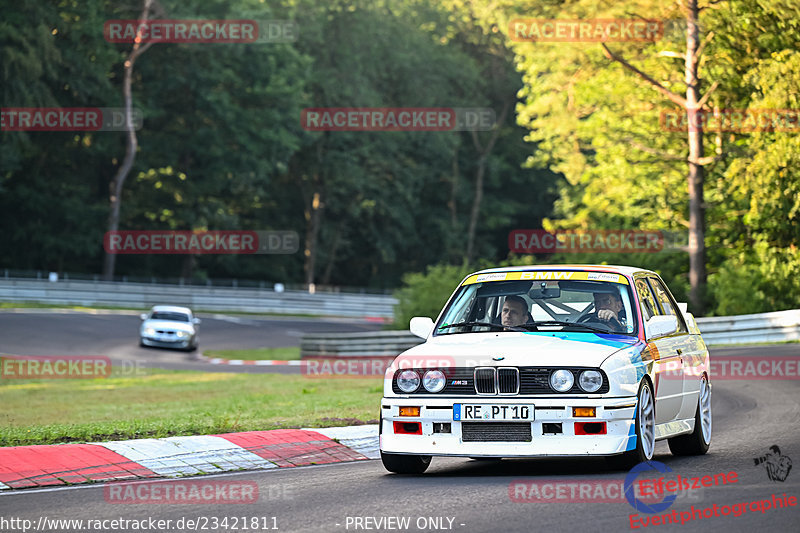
[{"left": 577, "top": 313, "right": 622, "bottom": 330}]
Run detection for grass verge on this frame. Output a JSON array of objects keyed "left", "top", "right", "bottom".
[
  {"left": 203, "top": 347, "right": 301, "bottom": 361},
  {"left": 0, "top": 368, "right": 382, "bottom": 447}
]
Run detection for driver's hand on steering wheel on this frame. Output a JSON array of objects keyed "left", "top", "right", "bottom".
[{"left": 597, "top": 309, "right": 618, "bottom": 322}]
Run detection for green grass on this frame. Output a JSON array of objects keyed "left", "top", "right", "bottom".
[
  {"left": 0, "top": 368, "right": 382, "bottom": 446},
  {"left": 204, "top": 347, "right": 301, "bottom": 360}
]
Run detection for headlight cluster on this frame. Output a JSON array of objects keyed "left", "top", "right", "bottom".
[
  {"left": 396, "top": 369, "right": 446, "bottom": 393},
  {"left": 549, "top": 369, "right": 604, "bottom": 393},
  {"left": 144, "top": 327, "right": 156, "bottom": 336},
  {"left": 175, "top": 331, "right": 188, "bottom": 338}
]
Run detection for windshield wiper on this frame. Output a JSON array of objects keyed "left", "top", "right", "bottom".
[
  {"left": 437, "top": 321, "right": 530, "bottom": 333},
  {"left": 534, "top": 320, "right": 613, "bottom": 334}
]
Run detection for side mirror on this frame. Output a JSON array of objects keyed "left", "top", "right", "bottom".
[
  {"left": 140, "top": 313, "right": 148, "bottom": 320},
  {"left": 192, "top": 318, "right": 201, "bottom": 325},
  {"left": 645, "top": 315, "right": 678, "bottom": 340},
  {"left": 409, "top": 316, "right": 434, "bottom": 339}
]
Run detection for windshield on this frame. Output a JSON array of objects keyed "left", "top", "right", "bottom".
[
  {"left": 149, "top": 312, "right": 190, "bottom": 322},
  {"left": 436, "top": 273, "right": 637, "bottom": 336}
]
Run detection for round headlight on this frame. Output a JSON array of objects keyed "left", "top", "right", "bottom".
[
  {"left": 176, "top": 331, "right": 188, "bottom": 338},
  {"left": 422, "top": 369, "right": 446, "bottom": 393},
  {"left": 579, "top": 370, "right": 603, "bottom": 392},
  {"left": 144, "top": 327, "right": 155, "bottom": 336},
  {"left": 550, "top": 369, "right": 575, "bottom": 392},
  {"left": 397, "top": 370, "right": 420, "bottom": 393}
]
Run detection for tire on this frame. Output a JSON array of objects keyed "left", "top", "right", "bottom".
[
  {"left": 668, "top": 375, "right": 711, "bottom": 456},
  {"left": 606, "top": 379, "right": 656, "bottom": 470},
  {"left": 381, "top": 452, "right": 432, "bottom": 474}
]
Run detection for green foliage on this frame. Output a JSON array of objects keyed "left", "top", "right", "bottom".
[
  {"left": 1, "top": 0, "right": 550, "bottom": 289},
  {"left": 709, "top": 241, "right": 800, "bottom": 316},
  {"left": 392, "top": 262, "right": 473, "bottom": 328},
  {"left": 2, "top": 0, "right": 798, "bottom": 315}
]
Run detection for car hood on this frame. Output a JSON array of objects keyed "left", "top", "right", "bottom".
[
  {"left": 141, "top": 320, "right": 194, "bottom": 333},
  {"left": 394, "top": 331, "right": 640, "bottom": 369}
]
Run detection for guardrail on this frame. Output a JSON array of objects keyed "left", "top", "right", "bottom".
[
  {"left": 694, "top": 309, "right": 800, "bottom": 345},
  {"left": 299, "top": 309, "right": 800, "bottom": 357},
  {"left": 0, "top": 279, "right": 396, "bottom": 319},
  {"left": 301, "top": 331, "right": 422, "bottom": 357}
]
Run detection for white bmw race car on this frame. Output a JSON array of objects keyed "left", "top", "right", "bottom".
[{"left": 380, "top": 265, "right": 712, "bottom": 474}]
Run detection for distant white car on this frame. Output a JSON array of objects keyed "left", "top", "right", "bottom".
[{"left": 139, "top": 305, "right": 200, "bottom": 351}]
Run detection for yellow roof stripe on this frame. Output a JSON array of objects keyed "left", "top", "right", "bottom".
[{"left": 462, "top": 271, "right": 629, "bottom": 285}]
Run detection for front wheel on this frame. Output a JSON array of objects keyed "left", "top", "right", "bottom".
[
  {"left": 668, "top": 376, "right": 711, "bottom": 455},
  {"left": 606, "top": 379, "right": 656, "bottom": 470},
  {"left": 381, "top": 452, "right": 432, "bottom": 474}
]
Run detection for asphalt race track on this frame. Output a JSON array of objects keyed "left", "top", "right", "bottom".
[
  {"left": 0, "top": 310, "right": 381, "bottom": 373},
  {"left": 1, "top": 311, "right": 799, "bottom": 532}
]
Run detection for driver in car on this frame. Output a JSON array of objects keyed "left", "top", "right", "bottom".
[
  {"left": 587, "top": 291, "right": 626, "bottom": 332},
  {"left": 501, "top": 295, "right": 533, "bottom": 327}
]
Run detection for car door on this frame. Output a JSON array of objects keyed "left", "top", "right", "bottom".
[
  {"left": 647, "top": 276, "right": 700, "bottom": 421},
  {"left": 634, "top": 275, "right": 683, "bottom": 424}
]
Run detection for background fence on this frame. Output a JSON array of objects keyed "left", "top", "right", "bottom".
[
  {"left": 2, "top": 278, "right": 799, "bottom": 345},
  {"left": 0, "top": 278, "right": 396, "bottom": 319}
]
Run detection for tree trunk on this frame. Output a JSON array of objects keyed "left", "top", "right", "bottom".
[
  {"left": 101, "top": 0, "right": 154, "bottom": 280},
  {"left": 465, "top": 152, "right": 486, "bottom": 264},
  {"left": 464, "top": 100, "right": 510, "bottom": 264},
  {"left": 320, "top": 222, "right": 343, "bottom": 285},
  {"left": 600, "top": 0, "right": 713, "bottom": 314},
  {"left": 303, "top": 141, "right": 325, "bottom": 287},
  {"left": 685, "top": 0, "right": 706, "bottom": 315},
  {"left": 448, "top": 141, "right": 460, "bottom": 261}
]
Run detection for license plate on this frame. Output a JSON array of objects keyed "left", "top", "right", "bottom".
[{"left": 453, "top": 404, "right": 534, "bottom": 421}]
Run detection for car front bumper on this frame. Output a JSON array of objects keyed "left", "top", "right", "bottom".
[
  {"left": 140, "top": 336, "right": 193, "bottom": 349},
  {"left": 379, "top": 396, "right": 638, "bottom": 457}
]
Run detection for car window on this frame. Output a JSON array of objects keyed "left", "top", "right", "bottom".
[
  {"left": 150, "top": 312, "right": 190, "bottom": 322},
  {"left": 435, "top": 276, "right": 637, "bottom": 335},
  {"left": 634, "top": 278, "right": 658, "bottom": 322},
  {"left": 647, "top": 277, "right": 687, "bottom": 333}
]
